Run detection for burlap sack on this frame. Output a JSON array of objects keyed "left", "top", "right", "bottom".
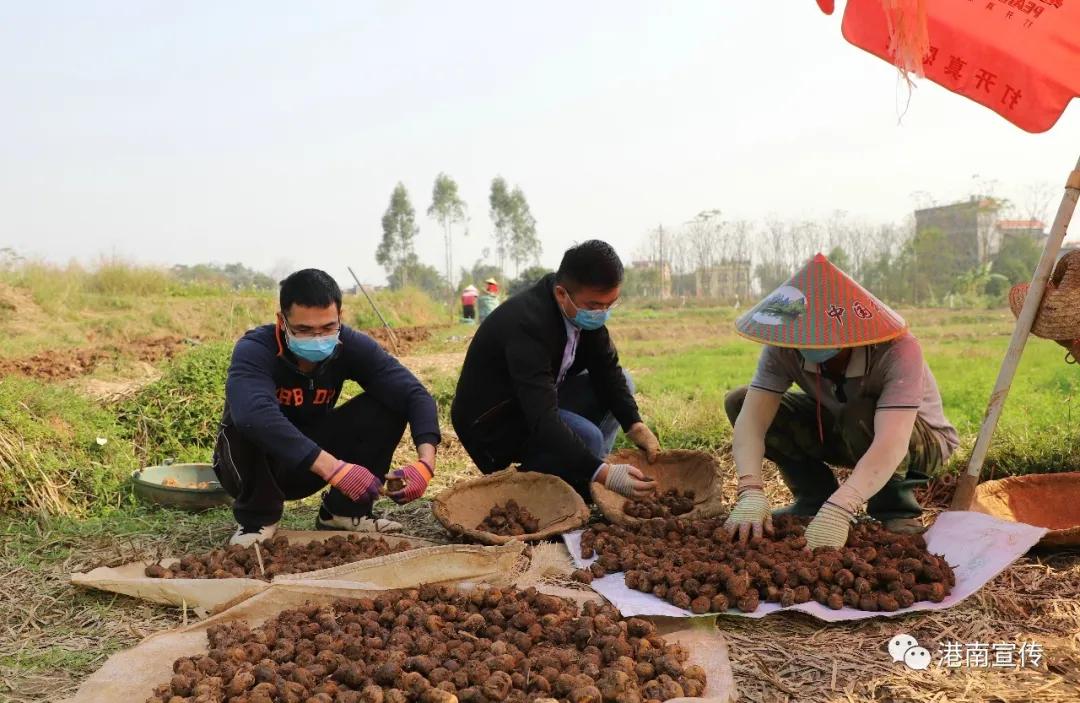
[
  {"left": 592, "top": 449, "right": 725, "bottom": 526},
  {"left": 971, "top": 472, "right": 1080, "bottom": 547},
  {"left": 70, "top": 530, "right": 438, "bottom": 613},
  {"left": 64, "top": 581, "right": 736, "bottom": 703},
  {"left": 432, "top": 468, "right": 590, "bottom": 545}
]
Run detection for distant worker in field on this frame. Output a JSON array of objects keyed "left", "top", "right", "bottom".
[
  {"left": 724, "top": 254, "right": 958, "bottom": 550},
  {"left": 452, "top": 240, "right": 661, "bottom": 500},
  {"left": 461, "top": 284, "right": 479, "bottom": 322},
  {"left": 213, "top": 268, "right": 440, "bottom": 546},
  {"left": 477, "top": 277, "right": 500, "bottom": 323}
]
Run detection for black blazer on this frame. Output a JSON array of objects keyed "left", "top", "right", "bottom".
[{"left": 451, "top": 273, "right": 640, "bottom": 481}]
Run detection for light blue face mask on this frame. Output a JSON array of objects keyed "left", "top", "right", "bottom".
[
  {"left": 800, "top": 348, "right": 840, "bottom": 364},
  {"left": 283, "top": 321, "right": 340, "bottom": 362},
  {"left": 562, "top": 286, "right": 615, "bottom": 331},
  {"left": 572, "top": 308, "right": 611, "bottom": 331}
]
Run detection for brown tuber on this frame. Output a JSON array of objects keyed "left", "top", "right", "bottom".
[
  {"left": 623, "top": 488, "right": 696, "bottom": 520},
  {"left": 580, "top": 514, "right": 955, "bottom": 614},
  {"left": 145, "top": 586, "right": 705, "bottom": 703},
  {"left": 144, "top": 535, "right": 413, "bottom": 581},
  {"left": 477, "top": 499, "right": 542, "bottom": 537}
]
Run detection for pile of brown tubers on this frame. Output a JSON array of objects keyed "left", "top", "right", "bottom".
[
  {"left": 477, "top": 500, "right": 541, "bottom": 537},
  {"left": 144, "top": 535, "right": 413, "bottom": 581},
  {"left": 572, "top": 515, "right": 954, "bottom": 614},
  {"left": 147, "top": 585, "right": 707, "bottom": 703},
  {"left": 622, "top": 490, "right": 695, "bottom": 520}
]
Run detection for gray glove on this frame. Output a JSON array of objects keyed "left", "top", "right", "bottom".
[{"left": 603, "top": 463, "right": 656, "bottom": 498}]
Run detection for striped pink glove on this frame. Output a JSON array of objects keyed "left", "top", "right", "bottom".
[
  {"left": 386, "top": 460, "right": 433, "bottom": 504},
  {"left": 327, "top": 461, "right": 381, "bottom": 503}
]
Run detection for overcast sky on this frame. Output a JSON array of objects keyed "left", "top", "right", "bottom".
[{"left": 2, "top": 1, "right": 1077, "bottom": 286}]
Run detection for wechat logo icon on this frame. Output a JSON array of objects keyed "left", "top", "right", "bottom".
[{"left": 888, "top": 634, "right": 931, "bottom": 671}]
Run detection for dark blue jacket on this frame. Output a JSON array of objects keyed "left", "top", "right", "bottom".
[{"left": 221, "top": 323, "right": 440, "bottom": 471}]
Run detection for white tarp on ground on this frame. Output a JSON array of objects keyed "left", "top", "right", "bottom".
[{"left": 563, "top": 511, "right": 1047, "bottom": 622}]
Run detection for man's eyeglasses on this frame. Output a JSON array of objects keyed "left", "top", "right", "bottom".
[
  {"left": 561, "top": 287, "right": 620, "bottom": 313},
  {"left": 282, "top": 317, "right": 341, "bottom": 339}
]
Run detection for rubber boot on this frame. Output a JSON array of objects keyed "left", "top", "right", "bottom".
[
  {"left": 867, "top": 470, "right": 930, "bottom": 534},
  {"left": 770, "top": 459, "right": 840, "bottom": 517}
]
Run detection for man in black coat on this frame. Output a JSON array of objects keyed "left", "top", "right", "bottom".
[{"left": 452, "top": 240, "right": 660, "bottom": 499}]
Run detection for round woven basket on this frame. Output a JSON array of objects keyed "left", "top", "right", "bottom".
[
  {"left": 432, "top": 469, "right": 590, "bottom": 545},
  {"left": 590, "top": 449, "right": 726, "bottom": 527},
  {"left": 1009, "top": 250, "right": 1080, "bottom": 341},
  {"left": 970, "top": 472, "right": 1080, "bottom": 548}
]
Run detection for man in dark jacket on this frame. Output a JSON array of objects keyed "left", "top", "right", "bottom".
[
  {"left": 452, "top": 240, "right": 660, "bottom": 499},
  {"left": 214, "top": 269, "right": 440, "bottom": 545}
]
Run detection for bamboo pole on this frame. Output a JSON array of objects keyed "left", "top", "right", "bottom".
[
  {"left": 347, "top": 266, "right": 400, "bottom": 355},
  {"left": 951, "top": 156, "right": 1080, "bottom": 510}
]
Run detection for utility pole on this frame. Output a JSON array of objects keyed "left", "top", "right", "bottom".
[{"left": 657, "top": 224, "right": 665, "bottom": 298}]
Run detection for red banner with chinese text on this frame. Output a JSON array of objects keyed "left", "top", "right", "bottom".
[{"left": 841, "top": 0, "right": 1080, "bottom": 132}]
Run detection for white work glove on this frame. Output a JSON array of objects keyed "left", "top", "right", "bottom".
[
  {"left": 804, "top": 483, "right": 864, "bottom": 550},
  {"left": 724, "top": 478, "right": 772, "bottom": 545}
]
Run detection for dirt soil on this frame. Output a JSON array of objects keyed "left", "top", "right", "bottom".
[
  {"left": 364, "top": 326, "right": 433, "bottom": 355},
  {"left": 0, "top": 336, "right": 196, "bottom": 381}
]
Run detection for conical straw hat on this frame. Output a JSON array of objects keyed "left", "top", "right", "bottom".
[
  {"left": 736, "top": 253, "right": 907, "bottom": 348},
  {"left": 1009, "top": 250, "right": 1080, "bottom": 341}
]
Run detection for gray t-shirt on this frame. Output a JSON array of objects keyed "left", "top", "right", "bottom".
[{"left": 749, "top": 334, "right": 959, "bottom": 459}]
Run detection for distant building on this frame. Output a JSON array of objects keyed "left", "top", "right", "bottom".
[
  {"left": 914, "top": 197, "right": 1003, "bottom": 269},
  {"left": 695, "top": 259, "right": 752, "bottom": 302},
  {"left": 629, "top": 260, "right": 672, "bottom": 299},
  {"left": 996, "top": 219, "right": 1047, "bottom": 244}
]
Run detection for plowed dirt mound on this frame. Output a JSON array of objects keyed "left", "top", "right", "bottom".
[
  {"left": 364, "top": 325, "right": 432, "bottom": 354},
  {"left": 0, "top": 336, "right": 196, "bottom": 381}
]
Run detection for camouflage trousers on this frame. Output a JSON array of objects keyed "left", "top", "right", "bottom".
[{"left": 725, "top": 386, "right": 945, "bottom": 519}]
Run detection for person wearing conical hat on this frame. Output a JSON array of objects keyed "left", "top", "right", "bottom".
[
  {"left": 461, "top": 284, "right": 479, "bottom": 322},
  {"left": 477, "top": 278, "right": 501, "bottom": 323},
  {"left": 723, "top": 254, "right": 959, "bottom": 550}
]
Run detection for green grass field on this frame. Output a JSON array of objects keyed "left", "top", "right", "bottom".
[
  {"left": 611, "top": 306, "right": 1080, "bottom": 474},
  {"left": 2, "top": 299, "right": 1077, "bottom": 517}
]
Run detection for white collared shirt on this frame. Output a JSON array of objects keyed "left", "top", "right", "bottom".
[{"left": 556, "top": 317, "right": 580, "bottom": 387}]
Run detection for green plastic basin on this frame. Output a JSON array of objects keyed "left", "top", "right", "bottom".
[{"left": 131, "top": 461, "right": 231, "bottom": 512}]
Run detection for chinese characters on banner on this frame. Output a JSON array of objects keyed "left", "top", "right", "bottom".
[{"left": 840, "top": 0, "right": 1080, "bottom": 132}]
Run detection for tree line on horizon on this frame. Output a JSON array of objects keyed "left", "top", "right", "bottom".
[{"left": 375, "top": 175, "right": 541, "bottom": 298}]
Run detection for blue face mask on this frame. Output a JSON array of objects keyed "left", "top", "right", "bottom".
[
  {"left": 283, "top": 322, "right": 340, "bottom": 363},
  {"left": 562, "top": 286, "right": 615, "bottom": 331},
  {"left": 573, "top": 308, "right": 611, "bottom": 331},
  {"left": 800, "top": 348, "right": 840, "bottom": 364}
]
